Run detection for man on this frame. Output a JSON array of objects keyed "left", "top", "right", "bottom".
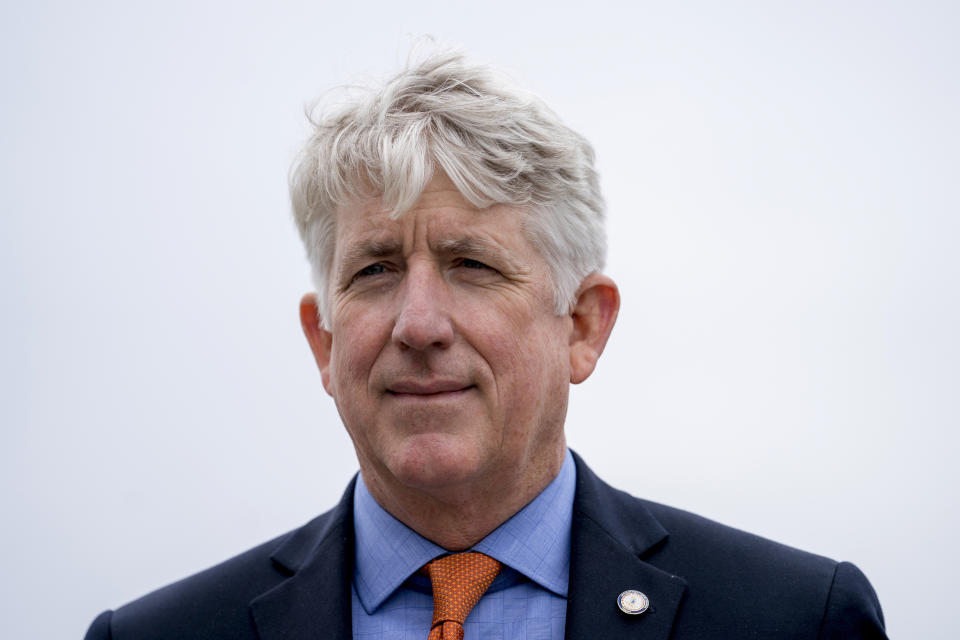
[{"left": 85, "top": 52, "right": 886, "bottom": 639}]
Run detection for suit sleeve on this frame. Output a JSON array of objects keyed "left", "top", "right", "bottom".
[
  {"left": 817, "top": 561, "right": 887, "bottom": 639},
  {"left": 84, "top": 610, "right": 114, "bottom": 640}
]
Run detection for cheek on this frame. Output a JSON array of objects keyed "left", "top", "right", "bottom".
[
  {"left": 329, "top": 316, "right": 384, "bottom": 397},
  {"left": 480, "top": 313, "right": 570, "bottom": 392}
]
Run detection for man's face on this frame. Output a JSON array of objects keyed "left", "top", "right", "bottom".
[{"left": 318, "top": 174, "right": 573, "bottom": 496}]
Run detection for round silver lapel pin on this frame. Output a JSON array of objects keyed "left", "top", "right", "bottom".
[{"left": 617, "top": 589, "right": 650, "bottom": 615}]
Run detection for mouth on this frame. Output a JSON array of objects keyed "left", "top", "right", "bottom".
[{"left": 386, "top": 381, "right": 475, "bottom": 398}]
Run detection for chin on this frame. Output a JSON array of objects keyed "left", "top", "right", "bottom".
[{"left": 384, "top": 433, "right": 490, "bottom": 491}]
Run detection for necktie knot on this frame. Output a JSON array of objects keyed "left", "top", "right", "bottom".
[{"left": 424, "top": 552, "right": 501, "bottom": 639}]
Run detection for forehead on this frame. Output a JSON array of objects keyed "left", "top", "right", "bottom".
[{"left": 333, "top": 175, "right": 533, "bottom": 256}]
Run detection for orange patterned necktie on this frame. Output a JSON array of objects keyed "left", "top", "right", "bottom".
[{"left": 424, "top": 552, "right": 502, "bottom": 640}]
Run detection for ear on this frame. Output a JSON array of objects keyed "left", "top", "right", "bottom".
[
  {"left": 568, "top": 274, "right": 620, "bottom": 384},
  {"left": 299, "top": 293, "right": 335, "bottom": 396}
]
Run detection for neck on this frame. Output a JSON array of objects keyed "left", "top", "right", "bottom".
[{"left": 360, "top": 442, "right": 566, "bottom": 551}]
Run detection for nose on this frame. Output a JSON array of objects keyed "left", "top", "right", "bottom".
[{"left": 391, "top": 264, "right": 455, "bottom": 351}]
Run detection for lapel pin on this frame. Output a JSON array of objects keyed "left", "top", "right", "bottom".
[{"left": 617, "top": 589, "right": 649, "bottom": 615}]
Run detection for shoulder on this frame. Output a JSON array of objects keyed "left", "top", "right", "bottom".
[
  {"left": 642, "top": 497, "right": 838, "bottom": 581},
  {"left": 85, "top": 531, "right": 292, "bottom": 640},
  {"left": 570, "top": 454, "right": 885, "bottom": 638},
  {"left": 572, "top": 452, "right": 838, "bottom": 580},
  {"left": 642, "top": 499, "right": 885, "bottom": 638},
  {"left": 84, "top": 490, "right": 352, "bottom": 640},
  {"left": 116, "top": 530, "right": 294, "bottom": 634}
]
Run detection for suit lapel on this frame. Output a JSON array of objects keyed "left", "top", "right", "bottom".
[
  {"left": 246, "top": 460, "right": 685, "bottom": 640},
  {"left": 250, "top": 478, "right": 357, "bottom": 640},
  {"left": 565, "top": 453, "right": 687, "bottom": 639}
]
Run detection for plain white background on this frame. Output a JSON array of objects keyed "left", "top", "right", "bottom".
[{"left": 2, "top": 1, "right": 957, "bottom": 638}]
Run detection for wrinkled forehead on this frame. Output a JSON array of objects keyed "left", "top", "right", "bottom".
[{"left": 331, "top": 176, "right": 538, "bottom": 260}]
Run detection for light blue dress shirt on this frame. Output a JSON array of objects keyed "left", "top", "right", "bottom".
[{"left": 351, "top": 449, "right": 576, "bottom": 640}]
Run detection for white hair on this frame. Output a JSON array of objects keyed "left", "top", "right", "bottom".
[{"left": 290, "top": 50, "right": 606, "bottom": 324}]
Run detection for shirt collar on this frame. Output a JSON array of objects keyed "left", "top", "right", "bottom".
[{"left": 352, "top": 449, "right": 576, "bottom": 614}]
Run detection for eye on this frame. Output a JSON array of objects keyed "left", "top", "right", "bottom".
[
  {"left": 458, "top": 258, "right": 493, "bottom": 270},
  {"left": 353, "top": 263, "right": 387, "bottom": 279}
]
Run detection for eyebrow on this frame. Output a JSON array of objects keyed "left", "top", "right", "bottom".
[
  {"left": 434, "top": 237, "right": 506, "bottom": 261},
  {"left": 438, "top": 237, "right": 530, "bottom": 276},
  {"left": 340, "top": 239, "right": 402, "bottom": 264},
  {"left": 341, "top": 237, "right": 505, "bottom": 262},
  {"left": 335, "top": 235, "right": 522, "bottom": 283},
  {"left": 335, "top": 239, "right": 402, "bottom": 281}
]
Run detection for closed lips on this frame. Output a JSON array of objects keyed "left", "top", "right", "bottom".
[{"left": 387, "top": 381, "right": 474, "bottom": 395}]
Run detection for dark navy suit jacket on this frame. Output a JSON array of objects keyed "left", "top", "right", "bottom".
[{"left": 85, "top": 453, "right": 886, "bottom": 639}]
